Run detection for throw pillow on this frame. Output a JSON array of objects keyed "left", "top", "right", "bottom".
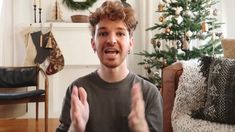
[
  {"left": 222, "top": 39, "right": 235, "bottom": 59},
  {"left": 192, "top": 56, "right": 235, "bottom": 125}
]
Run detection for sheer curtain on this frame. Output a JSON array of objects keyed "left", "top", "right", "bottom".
[
  {"left": 0, "top": 0, "right": 26, "bottom": 119},
  {"left": 0, "top": 0, "right": 3, "bottom": 65},
  {"left": 0, "top": 0, "right": 14, "bottom": 66},
  {"left": 127, "top": 0, "right": 157, "bottom": 75}
]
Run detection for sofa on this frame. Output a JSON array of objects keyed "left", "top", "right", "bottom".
[
  {"left": 162, "top": 62, "right": 183, "bottom": 132},
  {"left": 162, "top": 58, "right": 235, "bottom": 132}
]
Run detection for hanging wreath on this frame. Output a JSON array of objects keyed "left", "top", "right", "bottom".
[{"left": 63, "top": 0, "right": 97, "bottom": 10}]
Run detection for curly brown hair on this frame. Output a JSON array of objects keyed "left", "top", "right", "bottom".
[{"left": 88, "top": 1, "right": 138, "bottom": 36}]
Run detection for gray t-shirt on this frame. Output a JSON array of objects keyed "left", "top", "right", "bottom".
[{"left": 56, "top": 71, "right": 163, "bottom": 132}]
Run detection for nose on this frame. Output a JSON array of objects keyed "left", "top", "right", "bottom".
[{"left": 107, "top": 33, "right": 117, "bottom": 45}]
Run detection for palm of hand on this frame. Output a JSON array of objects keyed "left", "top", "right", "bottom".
[{"left": 70, "top": 86, "right": 89, "bottom": 132}]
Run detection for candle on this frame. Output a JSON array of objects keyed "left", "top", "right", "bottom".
[
  {"left": 33, "top": 0, "right": 36, "bottom": 5},
  {"left": 39, "top": 0, "right": 41, "bottom": 8}
]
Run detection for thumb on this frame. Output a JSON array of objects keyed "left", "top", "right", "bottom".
[
  {"left": 131, "top": 83, "right": 143, "bottom": 99},
  {"left": 78, "top": 87, "right": 87, "bottom": 105}
]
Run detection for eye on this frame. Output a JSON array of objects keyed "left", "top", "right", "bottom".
[
  {"left": 116, "top": 32, "right": 126, "bottom": 37},
  {"left": 98, "top": 32, "right": 108, "bottom": 37}
]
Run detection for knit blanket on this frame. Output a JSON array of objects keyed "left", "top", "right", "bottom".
[{"left": 171, "top": 59, "right": 235, "bottom": 132}]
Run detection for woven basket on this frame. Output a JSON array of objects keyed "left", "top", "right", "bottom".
[{"left": 71, "top": 15, "right": 88, "bottom": 23}]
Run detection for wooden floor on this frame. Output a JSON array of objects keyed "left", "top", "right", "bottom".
[{"left": 0, "top": 118, "right": 60, "bottom": 132}]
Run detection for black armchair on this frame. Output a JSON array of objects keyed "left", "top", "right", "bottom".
[{"left": 0, "top": 65, "right": 49, "bottom": 132}]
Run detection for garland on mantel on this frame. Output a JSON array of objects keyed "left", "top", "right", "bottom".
[{"left": 63, "top": 0, "right": 97, "bottom": 10}]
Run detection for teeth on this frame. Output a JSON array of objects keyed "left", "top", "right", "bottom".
[
  {"left": 105, "top": 51, "right": 117, "bottom": 54},
  {"left": 104, "top": 49, "right": 119, "bottom": 54}
]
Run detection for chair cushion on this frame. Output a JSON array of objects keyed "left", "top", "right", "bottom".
[
  {"left": 0, "top": 66, "right": 38, "bottom": 88},
  {"left": 192, "top": 57, "right": 235, "bottom": 124},
  {"left": 0, "top": 89, "right": 45, "bottom": 100}
]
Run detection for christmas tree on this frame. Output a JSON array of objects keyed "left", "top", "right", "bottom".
[{"left": 137, "top": 0, "right": 224, "bottom": 87}]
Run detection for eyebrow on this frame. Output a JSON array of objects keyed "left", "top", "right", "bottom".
[{"left": 98, "top": 27, "right": 127, "bottom": 31}]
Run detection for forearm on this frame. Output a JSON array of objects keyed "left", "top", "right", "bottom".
[
  {"left": 68, "top": 125, "right": 85, "bottom": 132},
  {"left": 139, "top": 120, "right": 150, "bottom": 132}
]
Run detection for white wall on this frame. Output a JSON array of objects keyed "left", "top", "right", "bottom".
[{"left": 221, "top": 0, "right": 235, "bottom": 38}]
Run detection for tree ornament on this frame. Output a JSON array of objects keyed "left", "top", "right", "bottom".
[
  {"left": 198, "top": 32, "right": 207, "bottom": 39},
  {"left": 201, "top": 21, "right": 208, "bottom": 32},
  {"left": 151, "top": 38, "right": 157, "bottom": 48},
  {"left": 174, "top": 6, "right": 183, "bottom": 16},
  {"left": 63, "top": 0, "right": 97, "bottom": 10},
  {"left": 168, "top": 23, "right": 173, "bottom": 27},
  {"left": 165, "top": 27, "right": 171, "bottom": 33},
  {"left": 213, "top": 8, "right": 218, "bottom": 16},
  {"left": 144, "top": 65, "right": 150, "bottom": 70},
  {"left": 148, "top": 72, "right": 155, "bottom": 79},
  {"left": 151, "top": 38, "right": 156, "bottom": 44},
  {"left": 162, "top": 59, "right": 168, "bottom": 67},
  {"left": 184, "top": 10, "right": 193, "bottom": 18},
  {"left": 147, "top": 68, "right": 152, "bottom": 74},
  {"left": 174, "top": 56, "right": 178, "bottom": 62},
  {"left": 158, "top": 3, "right": 164, "bottom": 12},
  {"left": 216, "top": 32, "right": 223, "bottom": 38},
  {"left": 176, "top": 40, "right": 182, "bottom": 49},
  {"left": 159, "top": 16, "right": 164, "bottom": 22},
  {"left": 186, "top": 30, "right": 193, "bottom": 37},
  {"left": 212, "top": 32, "right": 216, "bottom": 41},
  {"left": 175, "top": 15, "right": 183, "bottom": 24},
  {"left": 181, "top": 37, "right": 189, "bottom": 50},
  {"left": 157, "top": 41, "right": 161, "bottom": 48}
]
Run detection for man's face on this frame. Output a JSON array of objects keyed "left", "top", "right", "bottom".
[{"left": 91, "top": 19, "right": 134, "bottom": 68}]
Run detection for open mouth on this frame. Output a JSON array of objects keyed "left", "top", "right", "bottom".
[{"left": 104, "top": 48, "right": 119, "bottom": 54}]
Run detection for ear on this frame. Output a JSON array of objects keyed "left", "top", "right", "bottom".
[
  {"left": 91, "top": 37, "right": 96, "bottom": 51},
  {"left": 129, "top": 36, "right": 134, "bottom": 51}
]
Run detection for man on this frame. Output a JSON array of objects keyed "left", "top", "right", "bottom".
[{"left": 56, "top": 1, "right": 163, "bottom": 132}]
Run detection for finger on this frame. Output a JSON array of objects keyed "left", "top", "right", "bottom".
[
  {"left": 71, "top": 86, "right": 79, "bottom": 113},
  {"left": 131, "top": 83, "right": 143, "bottom": 99},
  {"left": 72, "top": 85, "right": 79, "bottom": 97},
  {"left": 78, "top": 87, "right": 87, "bottom": 105},
  {"left": 135, "top": 98, "right": 145, "bottom": 115},
  {"left": 131, "top": 83, "right": 143, "bottom": 107},
  {"left": 128, "top": 111, "right": 135, "bottom": 129}
]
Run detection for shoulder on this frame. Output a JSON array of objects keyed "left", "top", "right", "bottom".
[
  {"left": 66, "top": 71, "right": 97, "bottom": 93},
  {"left": 131, "top": 73, "right": 162, "bottom": 114},
  {"left": 130, "top": 72, "right": 160, "bottom": 96},
  {"left": 73, "top": 71, "right": 99, "bottom": 86}
]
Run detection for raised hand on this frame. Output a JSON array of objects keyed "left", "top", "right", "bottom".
[
  {"left": 69, "top": 86, "right": 89, "bottom": 132},
  {"left": 128, "top": 83, "right": 149, "bottom": 132}
]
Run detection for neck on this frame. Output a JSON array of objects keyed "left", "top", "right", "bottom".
[{"left": 97, "top": 64, "right": 129, "bottom": 83}]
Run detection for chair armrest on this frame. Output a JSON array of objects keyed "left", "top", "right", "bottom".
[{"left": 162, "top": 62, "right": 183, "bottom": 132}]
